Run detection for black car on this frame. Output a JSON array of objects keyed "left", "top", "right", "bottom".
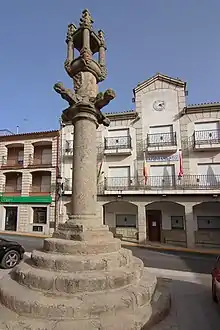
[{"left": 0, "top": 238, "right": 25, "bottom": 269}]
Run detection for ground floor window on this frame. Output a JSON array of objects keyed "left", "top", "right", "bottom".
[
  {"left": 197, "top": 216, "right": 220, "bottom": 230},
  {"left": 171, "top": 216, "right": 184, "bottom": 230},
  {"left": 116, "top": 214, "right": 136, "bottom": 228},
  {"left": 33, "top": 207, "right": 47, "bottom": 224}
]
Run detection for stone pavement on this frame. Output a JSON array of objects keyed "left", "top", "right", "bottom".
[{"left": 149, "top": 268, "right": 220, "bottom": 330}]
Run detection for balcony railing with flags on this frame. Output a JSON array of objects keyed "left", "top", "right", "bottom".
[
  {"left": 193, "top": 129, "right": 220, "bottom": 146},
  {"left": 97, "top": 175, "right": 220, "bottom": 193},
  {"left": 147, "top": 132, "right": 177, "bottom": 147},
  {"left": 104, "top": 136, "right": 132, "bottom": 150}
]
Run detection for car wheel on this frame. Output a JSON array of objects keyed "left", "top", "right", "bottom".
[
  {"left": 0, "top": 250, "right": 20, "bottom": 269},
  {"left": 212, "top": 281, "right": 218, "bottom": 303}
]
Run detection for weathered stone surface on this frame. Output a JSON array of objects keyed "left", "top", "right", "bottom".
[
  {"left": 0, "top": 278, "right": 170, "bottom": 330},
  {"left": 31, "top": 248, "right": 132, "bottom": 272},
  {"left": 13, "top": 257, "right": 143, "bottom": 293},
  {"left": 43, "top": 237, "right": 121, "bottom": 254},
  {"left": 0, "top": 269, "right": 156, "bottom": 319}
]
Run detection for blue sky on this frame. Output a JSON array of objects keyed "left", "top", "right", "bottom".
[{"left": 0, "top": 1, "right": 220, "bottom": 133}]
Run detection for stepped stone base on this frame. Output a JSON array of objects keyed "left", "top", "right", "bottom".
[{"left": 0, "top": 225, "right": 171, "bottom": 329}]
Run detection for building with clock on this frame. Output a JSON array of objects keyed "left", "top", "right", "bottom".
[{"left": 59, "top": 72, "right": 220, "bottom": 249}]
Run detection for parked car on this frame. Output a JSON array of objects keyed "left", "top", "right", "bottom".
[
  {"left": 211, "top": 256, "right": 220, "bottom": 303},
  {"left": 0, "top": 237, "right": 25, "bottom": 269}
]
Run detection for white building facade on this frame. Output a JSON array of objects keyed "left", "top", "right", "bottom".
[{"left": 59, "top": 73, "right": 220, "bottom": 248}]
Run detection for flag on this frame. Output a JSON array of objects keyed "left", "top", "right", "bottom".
[
  {"left": 143, "top": 152, "right": 148, "bottom": 184},
  {"left": 178, "top": 149, "right": 184, "bottom": 177}
]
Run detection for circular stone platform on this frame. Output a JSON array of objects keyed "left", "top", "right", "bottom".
[{"left": 0, "top": 230, "right": 171, "bottom": 329}]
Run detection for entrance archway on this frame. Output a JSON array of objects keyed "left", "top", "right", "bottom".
[
  {"left": 103, "top": 201, "right": 138, "bottom": 240},
  {"left": 145, "top": 201, "right": 186, "bottom": 245},
  {"left": 193, "top": 201, "right": 220, "bottom": 247}
]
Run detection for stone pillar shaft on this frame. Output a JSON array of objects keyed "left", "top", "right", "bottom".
[
  {"left": 70, "top": 111, "right": 98, "bottom": 225},
  {"left": 67, "top": 41, "right": 74, "bottom": 61},
  {"left": 83, "top": 29, "right": 90, "bottom": 49}
]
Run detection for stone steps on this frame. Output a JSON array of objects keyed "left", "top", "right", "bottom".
[
  {"left": 43, "top": 237, "right": 121, "bottom": 255},
  {"left": 0, "top": 277, "right": 170, "bottom": 330},
  {"left": 13, "top": 256, "right": 143, "bottom": 294},
  {"left": 0, "top": 269, "right": 157, "bottom": 320},
  {"left": 31, "top": 247, "right": 132, "bottom": 272}
]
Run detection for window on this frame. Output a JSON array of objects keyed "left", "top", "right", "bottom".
[
  {"left": 197, "top": 216, "right": 220, "bottom": 230},
  {"left": 171, "top": 216, "right": 184, "bottom": 230},
  {"left": 116, "top": 214, "right": 136, "bottom": 228},
  {"left": 148, "top": 125, "right": 175, "bottom": 146},
  {"left": 33, "top": 207, "right": 47, "bottom": 224},
  {"left": 105, "top": 129, "right": 131, "bottom": 149}
]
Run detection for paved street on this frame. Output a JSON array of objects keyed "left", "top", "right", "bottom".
[
  {"left": 149, "top": 268, "right": 220, "bottom": 330},
  {"left": 0, "top": 233, "right": 218, "bottom": 274},
  {"left": 0, "top": 234, "right": 220, "bottom": 329}
]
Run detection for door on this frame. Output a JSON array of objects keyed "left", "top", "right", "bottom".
[
  {"left": 5, "top": 207, "right": 18, "bottom": 231},
  {"left": 147, "top": 210, "right": 161, "bottom": 242}
]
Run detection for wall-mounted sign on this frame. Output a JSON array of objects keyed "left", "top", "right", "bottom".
[{"left": 146, "top": 152, "right": 179, "bottom": 162}]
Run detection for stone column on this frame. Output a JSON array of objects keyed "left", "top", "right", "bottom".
[
  {"left": 69, "top": 106, "right": 99, "bottom": 228},
  {"left": 185, "top": 203, "right": 195, "bottom": 248},
  {"left": 138, "top": 204, "right": 147, "bottom": 243}
]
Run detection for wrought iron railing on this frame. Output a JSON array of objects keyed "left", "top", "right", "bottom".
[
  {"left": 28, "top": 154, "right": 52, "bottom": 166},
  {"left": 104, "top": 136, "right": 132, "bottom": 150},
  {"left": 1, "top": 156, "right": 24, "bottom": 167},
  {"left": 193, "top": 129, "right": 220, "bottom": 146},
  {"left": 30, "top": 185, "right": 51, "bottom": 193},
  {"left": 147, "top": 132, "right": 177, "bottom": 147},
  {"left": 97, "top": 175, "right": 220, "bottom": 193},
  {"left": 3, "top": 185, "right": 22, "bottom": 193}
]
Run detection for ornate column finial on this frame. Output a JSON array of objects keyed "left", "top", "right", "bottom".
[
  {"left": 66, "top": 23, "right": 77, "bottom": 43},
  {"left": 79, "top": 9, "right": 94, "bottom": 29},
  {"left": 98, "top": 30, "right": 106, "bottom": 48}
]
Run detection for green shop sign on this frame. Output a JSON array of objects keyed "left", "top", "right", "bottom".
[{"left": 0, "top": 196, "right": 52, "bottom": 204}]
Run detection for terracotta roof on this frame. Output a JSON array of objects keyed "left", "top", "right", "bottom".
[
  {"left": 187, "top": 102, "right": 220, "bottom": 108},
  {"left": 0, "top": 130, "right": 59, "bottom": 142}
]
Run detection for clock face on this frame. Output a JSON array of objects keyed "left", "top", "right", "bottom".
[{"left": 153, "top": 100, "right": 165, "bottom": 111}]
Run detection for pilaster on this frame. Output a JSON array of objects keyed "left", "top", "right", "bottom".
[
  {"left": 137, "top": 203, "right": 146, "bottom": 243},
  {"left": 185, "top": 202, "right": 195, "bottom": 248}
]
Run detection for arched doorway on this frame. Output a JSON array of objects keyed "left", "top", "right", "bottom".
[
  {"left": 103, "top": 201, "right": 138, "bottom": 240},
  {"left": 146, "top": 201, "right": 185, "bottom": 245},
  {"left": 193, "top": 202, "right": 220, "bottom": 247}
]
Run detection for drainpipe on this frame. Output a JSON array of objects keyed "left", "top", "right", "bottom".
[{"left": 54, "top": 132, "right": 60, "bottom": 231}]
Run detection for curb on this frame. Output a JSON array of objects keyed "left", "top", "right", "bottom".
[
  {"left": 0, "top": 231, "right": 51, "bottom": 239},
  {"left": 122, "top": 241, "right": 220, "bottom": 256}
]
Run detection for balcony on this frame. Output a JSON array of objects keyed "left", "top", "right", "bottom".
[
  {"left": 104, "top": 136, "right": 132, "bottom": 155},
  {"left": 3, "top": 172, "right": 22, "bottom": 196},
  {"left": 63, "top": 140, "right": 73, "bottom": 155},
  {"left": 1, "top": 144, "right": 24, "bottom": 169},
  {"left": 98, "top": 175, "right": 220, "bottom": 195},
  {"left": 146, "top": 132, "right": 177, "bottom": 153},
  {"left": 30, "top": 171, "right": 51, "bottom": 195},
  {"left": 193, "top": 129, "right": 220, "bottom": 151},
  {"left": 28, "top": 144, "right": 52, "bottom": 168}
]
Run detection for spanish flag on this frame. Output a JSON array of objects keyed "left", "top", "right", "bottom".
[{"left": 143, "top": 152, "right": 148, "bottom": 184}]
